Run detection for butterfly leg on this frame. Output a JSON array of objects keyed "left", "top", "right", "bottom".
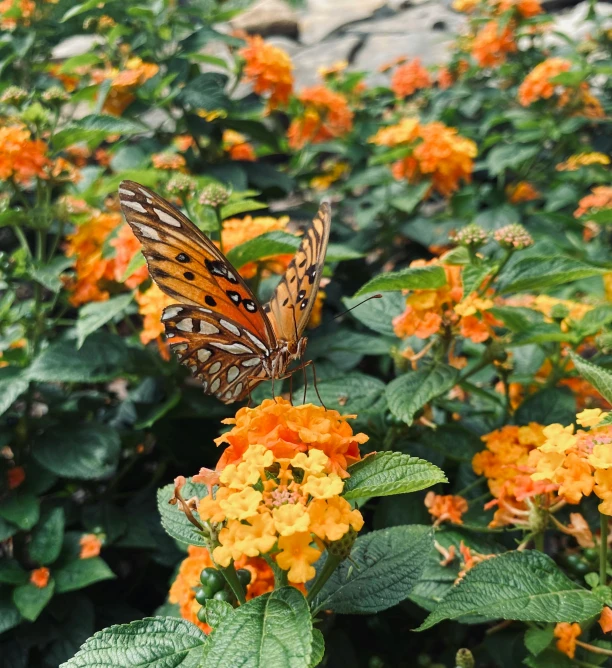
[
  {"left": 310, "top": 360, "right": 326, "bottom": 410},
  {"left": 288, "top": 371, "right": 294, "bottom": 406},
  {"left": 302, "top": 360, "right": 308, "bottom": 405}
]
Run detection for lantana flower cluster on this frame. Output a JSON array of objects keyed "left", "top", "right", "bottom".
[{"left": 369, "top": 118, "right": 477, "bottom": 197}]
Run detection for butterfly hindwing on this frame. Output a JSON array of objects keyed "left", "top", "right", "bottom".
[
  {"left": 163, "top": 304, "right": 268, "bottom": 403},
  {"left": 266, "top": 202, "right": 331, "bottom": 342},
  {"left": 118, "top": 180, "right": 276, "bottom": 345}
]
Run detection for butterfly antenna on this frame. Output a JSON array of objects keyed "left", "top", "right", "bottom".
[
  {"left": 311, "top": 361, "right": 326, "bottom": 410},
  {"left": 289, "top": 372, "right": 294, "bottom": 407},
  {"left": 332, "top": 294, "right": 383, "bottom": 321},
  {"left": 302, "top": 361, "right": 308, "bottom": 405}
]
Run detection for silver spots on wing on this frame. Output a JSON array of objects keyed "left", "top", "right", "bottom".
[
  {"left": 153, "top": 207, "right": 181, "bottom": 228},
  {"left": 162, "top": 306, "right": 183, "bottom": 320},
  {"left": 243, "top": 299, "right": 257, "bottom": 313},
  {"left": 244, "top": 330, "right": 267, "bottom": 352},
  {"left": 210, "top": 342, "right": 252, "bottom": 354},
  {"left": 132, "top": 222, "right": 161, "bottom": 240},
  {"left": 176, "top": 318, "right": 194, "bottom": 332},
  {"left": 199, "top": 321, "right": 219, "bottom": 335},
  {"left": 210, "top": 379, "right": 221, "bottom": 393},
  {"left": 209, "top": 361, "right": 222, "bottom": 374},
  {"left": 122, "top": 200, "right": 147, "bottom": 213},
  {"left": 197, "top": 349, "right": 211, "bottom": 363},
  {"left": 242, "top": 358, "right": 260, "bottom": 367},
  {"left": 233, "top": 383, "right": 243, "bottom": 397},
  {"left": 119, "top": 187, "right": 135, "bottom": 196},
  {"left": 220, "top": 319, "right": 241, "bottom": 337},
  {"left": 189, "top": 365, "right": 197, "bottom": 374},
  {"left": 227, "top": 366, "right": 239, "bottom": 382}
]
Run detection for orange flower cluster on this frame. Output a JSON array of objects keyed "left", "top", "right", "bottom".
[
  {"left": 391, "top": 58, "right": 431, "bottom": 97},
  {"left": 30, "top": 567, "right": 50, "bottom": 588},
  {"left": 370, "top": 118, "right": 477, "bottom": 197},
  {"left": 0, "top": 125, "right": 49, "bottom": 184},
  {"left": 222, "top": 130, "right": 256, "bottom": 162},
  {"left": 239, "top": 35, "right": 294, "bottom": 110},
  {"left": 169, "top": 546, "right": 275, "bottom": 632},
  {"left": 506, "top": 181, "right": 540, "bottom": 203},
  {"left": 91, "top": 57, "right": 159, "bottom": 116},
  {"left": 425, "top": 491, "right": 468, "bottom": 525},
  {"left": 530, "top": 409, "right": 612, "bottom": 515},
  {"left": 392, "top": 259, "right": 498, "bottom": 343},
  {"left": 575, "top": 186, "right": 612, "bottom": 220},
  {"left": 152, "top": 152, "right": 186, "bottom": 171},
  {"left": 79, "top": 534, "right": 102, "bottom": 559},
  {"left": 7, "top": 466, "right": 25, "bottom": 489},
  {"left": 493, "top": 0, "right": 542, "bottom": 17},
  {"left": 287, "top": 86, "right": 354, "bottom": 150},
  {"left": 135, "top": 285, "right": 175, "bottom": 346},
  {"left": 471, "top": 20, "right": 517, "bottom": 68},
  {"left": 0, "top": 0, "right": 34, "bottom": 30},
  {"left": 518, "top": 57, "right": 571, "bottom": 106},
  {"left": 473, "top": 423, "right": 553, "bottom": 528},
  {"left": 111, "top": 224, "right": 149, "bottom": 288},
  {"left": 219, "top": 215, "right": 293, "bottom": 279},
  {"left": 554, "top": 622, "right": 581, "bottom": 659}
]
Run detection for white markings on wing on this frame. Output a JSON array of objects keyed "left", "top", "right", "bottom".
[
  {"left": 162, "top": 306, "right": 183, "bottom": 320},
  {"left": 199, "top": 321, "right": 219, "bottom": 335},
  {"left": 122, "top": 200, "right": 147, "bottom": 213},
  {"left": 209, "top": 361, "right": 222, "bottom": 374},
  {"left": 197, "top": 349, "right": 211, "bottom": 363},
  {"left": 220, "top": 319, "right": 241, "bottom": 337},
  {"left": 119, "top": 188, "right": 135, "bottom": 196},
  {"left": 132, "top": 222, "right": 161, "bottom": 241},
  {"left": 210, "top": 378, "right": 221, "bottom": 393},
  {"left": 242, "top": 358, "right": 261, "bottom": 367},
  {"left": 176, "top": 318, "right": 193, "bottom": 332},
  {"left": 153, "top": 207, "right": 182, "bottom": 228},
  {"left": 210, "top": 342, "right": 252, "bottom": 354},
  {"left": 227, "top": 366, "right": 239, "bottom": 382}
]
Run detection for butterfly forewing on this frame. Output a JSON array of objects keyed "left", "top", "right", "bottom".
[
  {"left": 118, "top": 180, "right": 276, "bottom": 345},
  {"left": 266, "top": 202, "right": 331, "bottom": 342},
  {"left": 163, "top": 304, "right": 267, "bottom": 403}
]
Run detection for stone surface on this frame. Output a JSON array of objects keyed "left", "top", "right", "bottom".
[
  {"left": 230, "top": 0, "right": 299, "bottom": 38},
  {"left": 299, "top": 0, "right": 388, "bottom": 44},
  {"left": 293, "top": 36, "right": 363, "bottom": 87},
  {"left": 345, "top": 4, "right": 464, "bottom": 35}
]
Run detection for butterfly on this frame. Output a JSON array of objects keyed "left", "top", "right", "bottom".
[{"left": 118, "top": 180, "right": 330, "bottom": 404}]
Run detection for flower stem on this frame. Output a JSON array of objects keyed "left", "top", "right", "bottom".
[
  {"left": 307, "top": 554, "right": 342, "bottom": 606},
  {"left": 221, "top": 563, "right": 247, "bottom": 606},
  {"left": 534, "top": 531, "right": 544, "bottom": 552},
  {"left": 600, "top": 513, "right": 608, "bottom": 586}
]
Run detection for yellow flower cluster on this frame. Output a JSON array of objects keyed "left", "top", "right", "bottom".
[{"left": 198, "top": 443, "right": 363, "bottom": 583}]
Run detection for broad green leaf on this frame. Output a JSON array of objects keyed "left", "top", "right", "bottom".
[
  {"left": 418, "top": 550, "right": 603, "bottom": 630},
  {"left": 573, "top": 305, "right": 612, "bottom": 337},
  {"left": 312, "top": 525, "right": 432, "bottom": 614},
  {"left": 0, "top": 593, "right": 21, "bottom": 633},
  {"left": 225, "top": 231, "right": 300, "bottom": 269},
  {"left": 304, "top": 373, "right": 385, "bottom": 414},
  {"left": 0, "top": 559, "right": 28, "bottom": 585},
  {"left": 28, "top": 256, "right": 74, "bottom": 293},
  {"left": 54, "top": 557, "right": 115, "bottom": 593},
  {"left": 53, "top": 115, "right": 147, "bottom": 150},
  {"left": 61, "top": 0, "right": 103, "bottom": 22},
  {"left": 462, "top": 264, "right": 491, "bottom": 296},
  {"left": 325, "top": 243, "right": 364, "bottom": 262},
  {"left": 33, "top": 423, "right": 121, "bottom": 480},
  {"left": 177, "top": 72, "right": 229, "bottom": 110},
  {"left": 343, "top": 452, "right": 446, "bottom": 500},
  {"left": 390, "top": 182, "right": 431, "bottom": 214},
  {"left": 120, "top": 252, "right": 146, "bottom": 282},
  {"left": 205, "top": 600, "right": 234, "bottom": 628},
  {"left": 27, "top": 334, "right": 130, "bottom": 383},
  {"left": 498, "top": 256, "right": 609, "bottom": 293},
  {"left": 133, "top": 388, "right": 182, "bottom": 429},
  {"left": 486, "top": 144, "right": 539, "bottom": 176},
  {"left": 310, "top": 629, "right": 325, "bottom": 668},
  {"left": 0, "top": 367, "right": 29, "bottom": 417},
  {"left": 0, "top": 490, "right": 39, "bottom": 530},
  {"left": 354, "top": 265, "right": 446, "bottom": 297},
  {"left": 524, "top": 626, "right": 554, "bottom": 656},
  {"left": 76, "top": 293, "right": 133, "bottom": 348},
  {"left": 342, "top": 292, "right": 405, "bottom": 337},
  {"left": 13, "top": 579, "right": 55, "bottom": 621},
  {"left": 569, "top": 353, "right": 612, "bottom": 404},
  {"left": 515, "top": 387, "right": 576, "bottom": 426},
  {"left": 202, "top": 587, "right": 312, "bottom": 668},
  {"left": 60, "top": 617, "right": 207, "bottom": 668},
  {"left": 29, "top": 507, "right": 65, "bottom": 565},
  {"left": 386, "top": 365, "right": 458, "bottom": 426},
  {"left": 220, "top": 199, "right": 268, "bottom": 219},
  {"left": 157, "top": 478, "right": 210, "bottom": 547}
]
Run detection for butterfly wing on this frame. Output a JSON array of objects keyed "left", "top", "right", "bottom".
[
  {"left": 265, "top": 201, "right": 331, "bottom": 342},
  {"left": 118, "top": 180, "right": 276, "bottom": 346},
  {"left": 163, "top": 304, "right": 268, "bottom": 403}
]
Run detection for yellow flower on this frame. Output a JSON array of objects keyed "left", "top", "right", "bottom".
[
  {"left": 273, "top": 504, "right": 311, "bottom": 536},
  {"left": 276, "top": 532, "right": 321, "bottom": 583},
  {"left": 531, "top": 450, "right": 566, "bottom": 481},
  {"left": 219, "top": 487, "right": 262, "bottom": 520},
  {"left": 454, "top": 295, "right": 494, "bottom": 317},
  {"left": 540, "top": 424, "right": 576, "bottom": 453},
  {"left": 556, "top": 152, "right": 610, "bottom": 171},
  {"left": 308, "top": 497, "right": 364, "bottom": 542},
  {"left": 291, "top": 449, "right": 329, "bottom": 477},
  {"left": 214, "top": 512, "right": 277, "bottom": 566},
  {"left": 589, "top": 443, "right": 612, "bottom": 469},
  {"left": 302, "top": 473, "right": 344, "bottom": 499},
  {"left": 577, "top": 408, "right": 604, "bottom": 428},
  {"left": 243, "top": 443, "right": 275, "bottom": 469},
  {"left": 196, "top": 109, "right": 227, "bottom": 122},
  {"left": 198, "top": 487, "right": 231, "bottom": 523},
  {"left": 219, "top": 461, "right": 260, "bottom": 490}
]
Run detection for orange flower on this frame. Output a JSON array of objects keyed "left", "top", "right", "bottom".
[
  {"left": 174, "top": 135, "right": 196, "bottom": 152},
  {"left": 0, "top": 125, "right": 49, "bottom": 184},
  {"left": 30, "top": 567, "right": 50, "bottom": 588},
  {"left": 111, "top": 224, "right": 148, "bottom": 288},
  {"left": 0, "top": 0, "right": 34, "bottom": 29},
  {"left": 554, "top": 452, "right": 594, "bottom": 504},
  {"left": 214, "top": 397, "right": 367, "bottom": 478},
  {"left": 471, "top": 20, "right": 517, "bottom": 68},
  {"left": 65, "top": 212, "right": 122, "bottom": 306},
  {"left": 79, "top": 534, "right": 102, "bottom": 559},
  {"left": 222, "top": 130, "right": 256, "bottom": 162},
  {"left": 391, "top": 58, "right": 431, "bottom": 97},
  {"left": 518, "top": 58, "right": 571, "bottom": 106},
  {"left": 424, "top": 491, "right": 468, "bottom": 525},
  {"left": 275, "top": 532, "right": 321, "bottom": 583},
  {"left": 152, "top": 152, "right": 186, "bottom": 171},
  {"left": 554, "top": 622, "right": 581, "bottom": 659},
  {"left": 135, "top": 285, "right": 175, "bottom": 345},
  {"left": 575, "top": 186, "right": 612, "bottom": 220},
  {"left": 507, "top": 181, "right": 540, "bottom": 203},
  {"left": 239, "top": 35, "right": 293, "bottom": 110},
  {"left": 287, "top": 86, "right": 353, "bottom": 150},
  {"left": 459, "top": 314, "right": 491, "bottom": 343},
  {"left": 493, "top": 0, "right": 543, "bottom": 16},
  {"left": 91, "top": 58, "right": 159, "bottom": 116},
  {"left": 220, "top": 215, "right": 293, "bottom": 279},
  {"left": 437, "top": 66, "right": 454, "bottom": 89},
  {"left": 7, "top": 466, "right": 25, "bottom": 489},
  {"left": 599, "top": 607, "right": 612, "bottom": 634}
]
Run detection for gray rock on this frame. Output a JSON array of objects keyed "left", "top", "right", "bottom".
[
  {"left": 345, "top": 4, "right": 464, "bottom": 36},
  {"left": 299, "top": 0, "right": 387, "bottom": 44},
  {"left": 230, "top": 0, "right": 300, "bottom": 38},
  {"left": 293, "top": 36, "right": 363, "bottom": 87}
]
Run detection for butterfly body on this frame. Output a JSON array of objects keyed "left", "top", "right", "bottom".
[{"left": 118, "top": 180, "right": 329, "bottom": 404}]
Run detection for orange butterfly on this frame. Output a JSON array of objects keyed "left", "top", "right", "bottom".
[{"left": 119, "top": 180, "right": 330, "bottom": 404}]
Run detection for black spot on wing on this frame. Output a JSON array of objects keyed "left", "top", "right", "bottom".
[
  {"left": 176, "top": 253, "right": 190, "bottom": 263},
  {"left": 205, "top": 295, "right": 217, "bottom": 307}
]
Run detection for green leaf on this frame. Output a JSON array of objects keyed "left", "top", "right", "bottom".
[
  {"left": 486, "top": 144, "right": 539, "bottom": 176},
  {"left": 386, "top": 365, "right": 458, "bottom": 426},
  {"left": 29, "top": 507, "right": 65, "bottom": 565},
  {"left": 515, "top": 387, "right": 576, "bottom": 426},
  {"left": 304, "top": 373, "right": 385, "bottom": 414},
  {"left": 33, "top": 424, "right": 121, "bottom": 480},
  {"left": 418, "top": 550, "right": 603, "bottom": 630},
  {"left": 568, "top": 353, "right": 612, "bottom": 404},
  {"left": 343, "top": 452, "right": 447, "bottom": 500},
  {"left": 53, "top": 115, "right": 147, "bottom": 150},
  {"left": 499, "top": 256, "right": 609, "bottom": 293},
  {"left": 225, "top": 231, "right": 300, "bottom": 269},
  {"left": 0, "top": 490, "right": 39, "bottom": 530},
  {"left": 119, "top": 252, "right": 146, "bottom": 282},
  {"left": 13, "top": 579, "right": 55, "bottom": 621},
  {"left": 178, "top": 73, "right": 229, "bottom": 110},
  {"left": 462, "top": 264, "right": 491, "bottom": 296},
  {"left": 76, "top": 293, "right": 133, "bottom": 348},
  {"left": 390, "top": 182, "right": 431, "bottom": 214},
  {"left": 202, "top": 587, "right": 312, "bottom": 668},
  {"left": 54, "top": 558, "right": 115, "bottom": 594},
  {"left": 312, "top": 525, "right": 432, "bottom": 614},
  {"left": 524, "top": 626, "right": 554, "bottom": 656},
  {"left": 310, "top": 629, "right": 324, "bottom": 668},
  {"left": 157, "top": 478, "right": 210, "bottom": 547},
  {"left": 28, "top": 256, "right": 74, "bottom": 293},
  {"left": 220, "top": 199, "right": 268, "bottom": 219},
  {"left": 573, "top": 305, "right": 612, "bottom": 337},
  {"left": 60, "top": 617, "right": 207, "bottom": 668},
  {"left": 325, "top": 243, "right": 364, "bottom": 262},
  {"left": 342, "top": 292, "right": 405, "bottom": 337},
  {"left": 354, "top": 265, "right": 447, "bottom": 297},
  {"left": 0, "top": 367, "right": 29, "bottom": 417},
  {"left": 0, "top": 559, "right": 28, "bottom": 585},
  {"left": 205, "top": 600, "right": 234, "bottom": 628},
  {"left": 60, "top": 0, "right": 102, "bottom": 22},
  {"left": 0, "top": 593, "right": 21, "bottom": 633}
]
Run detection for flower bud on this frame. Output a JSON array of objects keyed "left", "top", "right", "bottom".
[
  {"left": 327, "top": 526, "right": 358, "bottom": 560},
  {"left": 450, "top": 224, "right": 489, "bottom": 248},
  {"left": 199, "top": 183, "right": 231, "bottom": 207},
  {"left": 21, "top": 102, "right": 51, "bottom": 127},
  {"left": 166, "top": 174, "right": 197, "bottom": 197},
  {"left": 493, "top": 223, "right": 533, "bottom": 250},
  {"left": 1, "top": 86, "right": 27, "bottom": 106},
  {"left": 42, "top": 86, "right": 70, "bottom": 104},
  {"left": 455, "top": 649, "right": 475, "bottom": 668}
]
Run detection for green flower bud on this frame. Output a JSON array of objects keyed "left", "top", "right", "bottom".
[
  {"left": 198, "top": 183, "right": 231, "bottom": 207},
  {"left": 166, "top": 174, "right": 197, "bottom": 197},
  {"left": 1, "top": 86, "right": 28, "bottom": 106},
  {"left": 450, "top": 223, "right": 489, "bottom": 248},
  {"left": 327, "top": 527, "right": 358, "bottom": 560},
  {"left": 494, "top": 223, "right": 533, "bottom": 250},
  {"left": 455, "top": 648, "right": 474, "bottom": 668}
]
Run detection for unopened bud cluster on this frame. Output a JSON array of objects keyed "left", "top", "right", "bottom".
[
  {"left": 1, "top": 86, "right": 27, "bottom": 106},
  {"left": 166, "top": 174, "right": 197, "bottom": 197},
  {"left": 493, "top": 223, "right": 533, "bottom": 250},
  {"left": 450, "top": 224, "right": 489, "bottom": 248},
  {"left": 199, "top": 183, "right": 231, "bottom": 207}
]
